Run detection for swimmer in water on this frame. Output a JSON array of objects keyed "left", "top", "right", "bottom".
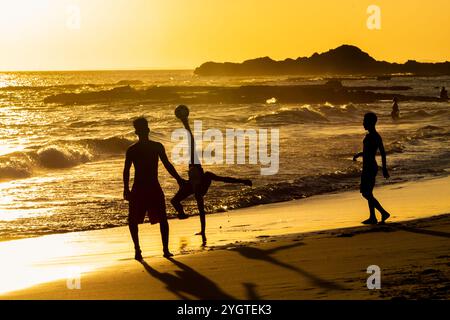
[{"left": 391, "top": 97, "right": 400, "bottom": 121}]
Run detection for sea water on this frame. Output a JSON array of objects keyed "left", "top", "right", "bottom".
[{"left": 0, "top": 71, "right": 449, "bottom": 240}]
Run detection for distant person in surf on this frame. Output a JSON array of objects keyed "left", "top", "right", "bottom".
[
  {"left": 353, "top": 112, "right": 391, "bottom": 225},
  {"left": 391, "top": 97, "right": 400, "bottom": 121},
  {"left": 123, "top": 117, "right": 186, "bottom": 260},
  {"left": 172, "top": 105, "right": 252, "bottom": 245},
  {"left": 440, "top": 87, "right": 448, "bottom": 100}
]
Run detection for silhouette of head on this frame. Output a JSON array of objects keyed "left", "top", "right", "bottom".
[
  {"left": 133, "top": 117, "right": 150, "bottom": 138},
  {"left": 363, "top": 112, "right": 377, "bottom": 130},
  {"left": 393, "top": 97, "right": 398, "bottom": 103}
]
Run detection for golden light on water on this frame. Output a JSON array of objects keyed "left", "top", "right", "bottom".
[{"left": 0, "top": 145, "right": 19, "bottom": 157}]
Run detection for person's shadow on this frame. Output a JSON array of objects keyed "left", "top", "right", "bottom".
[
  {"left": 230, "top": 243, "right": 345, "bottom": 291},
  {"left": 243, "top": 282, "right": 260, "bottom": 300},
  {"left": 387, "top": 223, "right": 450, "bottom": 238},
  {"left": 140, "top": 258, "right": 235, "bottom": 300}
]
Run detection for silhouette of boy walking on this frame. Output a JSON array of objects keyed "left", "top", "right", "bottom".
[
  {"left": 123, "top": 117, "right": 186, "bottom": 260},
  {"left": 353, "top": 112, "right": 391, "bottom": 225}
]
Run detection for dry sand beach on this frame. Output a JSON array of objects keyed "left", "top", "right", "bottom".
[{"left": 1, "top": 176, "right": 449, "bottom": 300}]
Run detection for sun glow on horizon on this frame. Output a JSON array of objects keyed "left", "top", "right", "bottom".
[{"left": 0, "top": 0, "right": 449, "bottom": 71}]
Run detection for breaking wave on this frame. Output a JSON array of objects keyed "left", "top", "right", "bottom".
[
  {"left": 0, "top": 136, "right": 133, "bottom": 181},
  {"left": 249, "top": 104, "right": 450, "bottom": 125}
]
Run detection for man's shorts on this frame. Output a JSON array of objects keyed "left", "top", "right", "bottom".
[
  {"left": 129, "top": 185, "right": 167, "bottom": 225},
  {"left": 360, "top": 166, "right": 378, "bottom": 195}
]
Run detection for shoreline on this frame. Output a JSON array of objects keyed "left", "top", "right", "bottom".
[
  {"left": 1, "top": 175, "right": 449, "bottom": 299},
  {"left": 1, "top": 173, "right": 447, "bottom": 244},
  {"left": 3, "top": 213, "right": 449, "bottom": 300}
]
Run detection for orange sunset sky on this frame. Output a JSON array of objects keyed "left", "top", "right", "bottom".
[{"left": 0, "top": 0, "right": 449, "bottom": 71}]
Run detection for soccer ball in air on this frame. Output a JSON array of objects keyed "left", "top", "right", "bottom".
[{"left": 174, "top": 105, "right": 190, "bottom": 120}]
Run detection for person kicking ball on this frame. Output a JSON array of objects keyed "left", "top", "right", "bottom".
[{"left": 172, "top": 105, "right": 252, "bottom": 245}]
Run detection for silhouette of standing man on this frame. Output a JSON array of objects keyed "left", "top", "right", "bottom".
[
  {"left": 123, "top": 117, "right": 186, "bottom": 260},
  {"left": 353, "top": 112, "right": 391, "bottom": 225}
]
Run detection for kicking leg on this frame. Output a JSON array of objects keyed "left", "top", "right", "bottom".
[
  {"left": 206, "top": 172, "right": 252, "bottom": 186},
  {"left": 171, "top": 183, "right": 193, "bottom": 219},
  {"left": 128, "top": 223, "right": 143, "bottom": 260}
]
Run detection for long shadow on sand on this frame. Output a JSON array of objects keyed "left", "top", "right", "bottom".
[
  {"left": 242, "top": 282, "right": 261, "bottom": 300},
  {"left": 230, "top": 243, "right": 345, "bottom": 291},
  {"left": 141, "top": 259, "right": 234, "bottom": 300},
  {"left": 387, "top": 224, "right": 450, "bottom": 239}
]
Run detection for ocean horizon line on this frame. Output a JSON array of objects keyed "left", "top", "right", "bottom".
[{"left": 0, "top": 68, "right": 195, "bottom": 73}]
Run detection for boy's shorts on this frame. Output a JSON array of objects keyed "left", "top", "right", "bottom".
[
  {"left": 128, "top": 185, "right": 167, "bottom": 225},
  {"left": 360, "top": 167, "right": 378, "bottom": 195}
]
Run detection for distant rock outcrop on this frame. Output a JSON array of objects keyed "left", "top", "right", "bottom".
[
  {"left": 194, "top": 45, "right": 450, "bottom": 76},
  {"left": 44, "top": 83, "right": 442, "bottom": 106},
  {"left": 116, "top": 80, "right": 144, "bottom": 86}
]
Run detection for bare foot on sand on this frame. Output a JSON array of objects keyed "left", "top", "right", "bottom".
[
  {"left": 362, "top": 218, "right": 378, "bottom": 225},
  {"left": 195, "top": 231, "right": 207, "bottom": 246},
  {"left": 163, "top": 251, "right": 174, "bottom": 258},
  {"left": 380, "top": 212, "right": 391, "bottom": 224},
  {"left": 134, "top": 249, "right": 143, "bottom": 261}
]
